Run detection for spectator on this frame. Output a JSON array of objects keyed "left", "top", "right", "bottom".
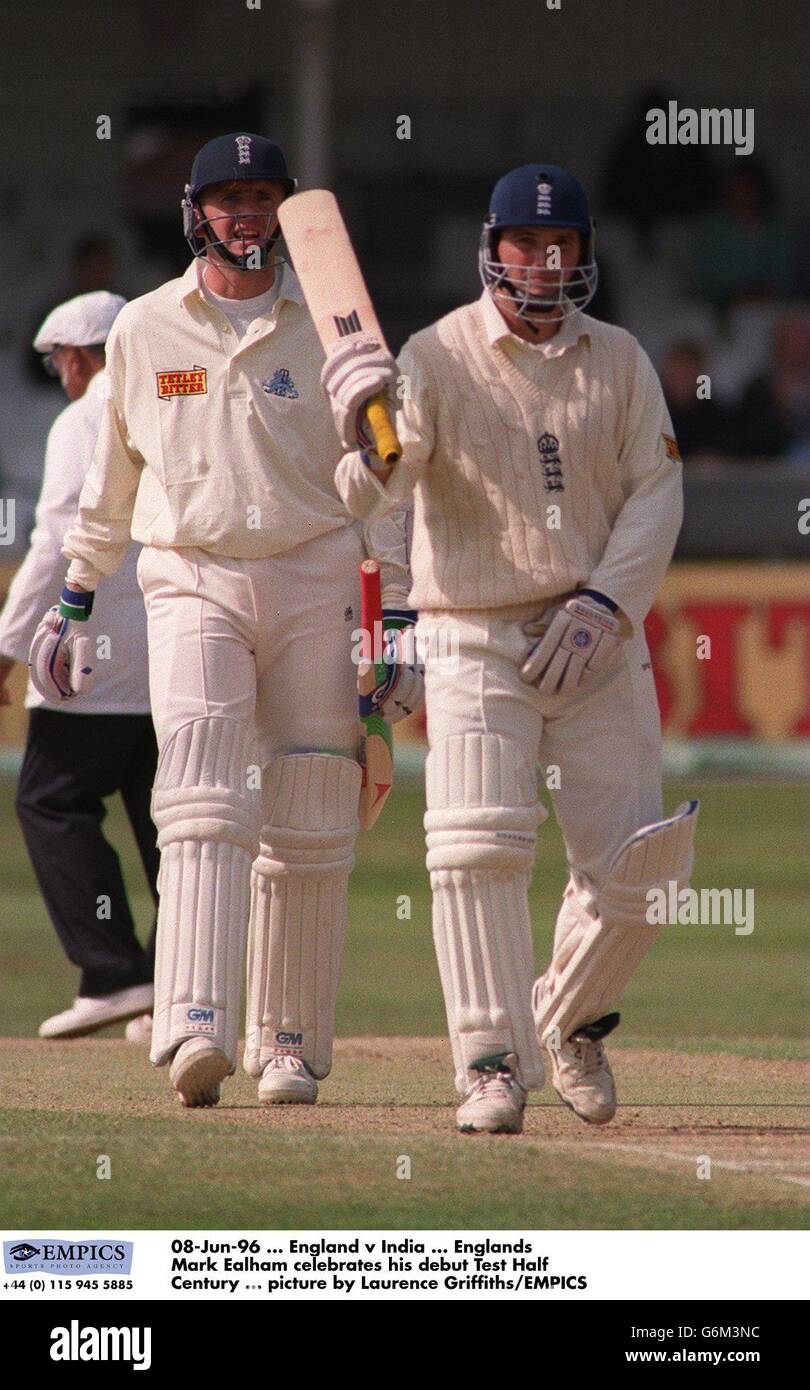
[
  {"left": 600, "top": 87, "right": 719, "bottom": 252},
  {"left": 696, "top": 160, "right": 796, "bottom": 310},
  {"left": 733, "top": 315, "right": 810, "bottom": 458},
  {"left": 661, "top": 341, "right": 734, "bottom": 459}
]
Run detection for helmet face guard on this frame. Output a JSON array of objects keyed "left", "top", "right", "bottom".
[
  {"left": 478, "top": 224, "right": 598, "bottom": 324},
  {"left": 182, "top": 193, "right": 284, "bottom": 271},
  {"left": 181, "top": 132, "right": 297, "bottom": 272},
  {"left": 479, "top": 163, "right": 598, "bottom": 324}
]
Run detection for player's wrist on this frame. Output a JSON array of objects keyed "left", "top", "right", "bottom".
[
  {"left": 577, "top": 587, "right": 618, "bottom": 615},
  {"left": 58, "top": 585, "right": 95, "bottom": 622},
  {"left": 381, "top": 608, "right": 418, "bottom": 633}
]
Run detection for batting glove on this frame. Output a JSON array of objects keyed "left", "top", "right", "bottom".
[
  {"left": 520, "top": 594, "right": 621, "bottom": 695},
  {"left": 372, "top": 611, "right": 425, "bottom": 724},
  {"left": 28, "top": 586, "right": 96, "bottom": 702},
  {"left": 321, "top": 335, "right": 398, "bottom": 451}
]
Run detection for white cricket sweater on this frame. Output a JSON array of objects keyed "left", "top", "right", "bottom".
[{"left": 335, "top": 293, "right": 683, "bottom": 633}]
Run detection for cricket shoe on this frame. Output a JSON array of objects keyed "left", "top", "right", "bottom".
[
  {"left": 124, "top": 1013, "right": 153, "bottom": 1043},
  {"left": 38, "top": 983, "right": 154, "bottom": 1039},
  {"left": 170, "top": 1038, "right": 231, "bottom": 1108},
  {"left": 258, "top": 1055, "right": 318, "bottom": 1105},
  {"left": 456, "top": 1053, "right": 527, "bottom": 1135},
  {"left": 547, "top": 1013, "right": 619, "bottom": 1125}
]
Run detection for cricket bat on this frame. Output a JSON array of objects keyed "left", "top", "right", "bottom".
[
  {"left": 277, "top": 189, "right": 401, "bottom": 477},
  {"left": 357, "top": 559, "right": 393, "bottom": 829}
]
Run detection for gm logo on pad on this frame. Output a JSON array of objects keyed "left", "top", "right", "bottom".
[{"left": 186, "top": 1007, "right": 216, "bottom": 1033}]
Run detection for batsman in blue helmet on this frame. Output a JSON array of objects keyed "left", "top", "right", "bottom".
[
  {"left": 479, "top": 163, "right": 598, "bottom": 327},
  {"left": 44, "top": 131, "right": 421, "bottom": 1113},
  {"left": 181, "top": 132, "right": 297, "bottom": 272},
  {"left": 330, "top": 162, "right": 697, "bottom": 1136}
]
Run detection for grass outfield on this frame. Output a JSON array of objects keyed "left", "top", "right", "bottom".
[{"left": 1, "top": 773, "right": 808, "bottom": 1229}]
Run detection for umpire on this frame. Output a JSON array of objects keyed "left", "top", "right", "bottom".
[{"left": 0, "top": 292, "right": 159, "bottom": 1039}]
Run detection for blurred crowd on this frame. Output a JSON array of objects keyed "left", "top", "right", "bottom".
[
  {"left": 599, "top": 89, "right": 810, "bottom": 464},
  {"left": 2, "top": 86, "right": 809, "bottom": 540}
]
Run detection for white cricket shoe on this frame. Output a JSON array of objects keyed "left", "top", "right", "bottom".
[
  {"left": 38, "top": 983, "right": 155, "bottom": 1039},
  {"left": 259, "top": 1055, "right": 318, "bottom": 1105},
  {"left": 547, "top": 1017, "right": 618, "bottom": 1125},
  {"left": 170, "top": 1038, "right": 231, "bottom": 1108},
  {"left": 124, "top": 1013, "right": 153, "bottom": 1043},
  {"left": 456, "top": 1054, "right": 527, "bottom": 1135}
]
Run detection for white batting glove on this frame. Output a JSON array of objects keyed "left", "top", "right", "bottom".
[
  {"left": 29, "top": 606, "right": 96, "bottom": 702},
  {"left": 520, "top": 595, "right": 621, "bottom": 695},
  {"left": 374, "top": 622, "right": 425, "bottom": 724},
  {"left": 320, "top": 335, "right": 398, "bottom": 451}
]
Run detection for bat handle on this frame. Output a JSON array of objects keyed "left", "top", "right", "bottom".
[{"left": 366, "top": 394, "right": 402, "bottom": 469}]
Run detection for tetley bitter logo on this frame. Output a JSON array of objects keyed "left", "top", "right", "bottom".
[{"left": 537, "top": 432, "right": 564, "bottom": 491}]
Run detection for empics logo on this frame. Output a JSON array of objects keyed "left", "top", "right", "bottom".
[
  {"left": 50, "top": 1321, "right": 151, "bottom": 1371},
  {"left": 9, "top": 1242, "right": 38, "bottom": 1262},
  {"left": 4, "top": 1238, "right": 132, "bottom": 1274}
]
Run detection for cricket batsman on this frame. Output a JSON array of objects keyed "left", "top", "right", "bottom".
[
  {"left": 30, "top": 133, "right": 419, "bottom": 1108},
  {"left": 328, "top": 164, "right": 698, "bottom": 1134}
]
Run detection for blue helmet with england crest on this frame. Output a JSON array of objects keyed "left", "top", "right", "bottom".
[
  {"left": 479, "top": 163, "right": 598, "bottom": 322},
  {"left": 182, "top": 132, "right": 297, "bottom": 270}
]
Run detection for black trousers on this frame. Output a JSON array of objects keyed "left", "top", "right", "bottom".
[{"left": 16, "top": 709, "right": 160, "bottom": 997}]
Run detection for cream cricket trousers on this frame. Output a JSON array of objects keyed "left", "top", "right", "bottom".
[
  {"left": 419, "top": 608, "right": 663, "bottom": 1093},
  {"left": 137, "top": 525, "right": 364, "bottom": 1080}
]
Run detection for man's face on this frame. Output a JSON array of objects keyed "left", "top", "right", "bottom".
[
  {"left": 496, "top": 225, "right": 583, "bottom": 309},
  {"left": 197, "top": 178, "right": 286, "bottom": 264},
  {"left": 44, "top": 345, "right": 89, "bottom": 401}
]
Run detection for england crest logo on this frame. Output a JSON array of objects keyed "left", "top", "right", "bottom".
[{"left": 262, "top": 368, "right": 299, "bottom": 399}]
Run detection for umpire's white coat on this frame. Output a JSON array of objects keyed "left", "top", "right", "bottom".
[{"left": 0, "top": 369, "right": 150, "bottom": 713}]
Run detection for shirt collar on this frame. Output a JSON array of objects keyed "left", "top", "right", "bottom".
[
  {"left": 478, "top": 288, "right": 590, "bottom": 358},
  {"left": 83, "top": 368, "right": 109, "bottom": 400},
  {"left": 177, "top": 258, "right": 305, "bottom": 310}
]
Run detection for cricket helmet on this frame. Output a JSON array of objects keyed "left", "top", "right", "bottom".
[
  {"left": 182, "top": 132, "right": 297, "bottom": 270},
  {"left": 479, "top": 163, "right": 598, "bottom": 322}
]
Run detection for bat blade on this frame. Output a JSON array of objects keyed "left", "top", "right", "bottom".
[
  {"left": 357, "top": 559, "right": 393, "bottom": 830},
  {"left": 277, "top": 189, "right": 401, "bottom": 465},
  {"left": 278, "top": 189, "right": 385, "bottom": 346}
]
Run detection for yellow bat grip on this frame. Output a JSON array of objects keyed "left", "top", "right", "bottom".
[{"left": 366, "top": 394, "right": 402, "bottom": 465}]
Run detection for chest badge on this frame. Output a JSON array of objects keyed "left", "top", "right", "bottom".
[
  {"left": 537, "top": 432, "right": 564, "bottom": 491},
  {"left": 156, "top": 366, "right": 207, "bottom": 399},
  {"left": 262, "top": 368, "right": 299, "bottom": 399}
]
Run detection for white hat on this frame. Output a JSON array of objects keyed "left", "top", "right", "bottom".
[{"left": 33, "top": 290, "right": 126, "bottom": 353}]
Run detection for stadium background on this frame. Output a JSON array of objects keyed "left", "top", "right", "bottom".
[
  {"left": 1, "top": 0, "right": 808, "bottom": 770},
  {"left": 0, "top": 0, "right": 807, "bottom": 1229}
]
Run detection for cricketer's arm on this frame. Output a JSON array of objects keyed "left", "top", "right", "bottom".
[{"left": 334, "top": 342, "right": 436, "bottom": 524}]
